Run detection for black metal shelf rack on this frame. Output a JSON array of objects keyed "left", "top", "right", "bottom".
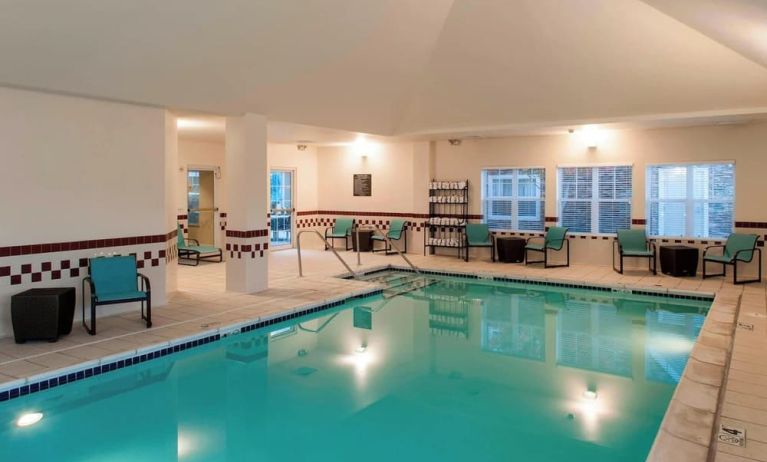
[{"left": 424, "top": 179, "right": 469, "bottom": 260}]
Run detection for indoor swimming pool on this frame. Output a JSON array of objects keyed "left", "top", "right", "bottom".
[{"left": 0, "top": 272, "right": 711, "bottom": 461}]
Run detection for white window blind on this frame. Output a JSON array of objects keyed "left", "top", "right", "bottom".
[
  {"left": 557, "top": 165, "right": 632, "bottom": 234},
  {"left": 481, "top": 168, "right": 545, "bottom": 231},
  {"left": 646, "top": 162, "right": 734, "bottom": 238}
]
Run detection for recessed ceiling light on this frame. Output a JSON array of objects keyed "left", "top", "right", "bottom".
[
  {"left": 582, "top": 390, "right": 598, "bottom": 400},
  {"left": 16, "top": 412, "right": 43, "bottom": 427}
]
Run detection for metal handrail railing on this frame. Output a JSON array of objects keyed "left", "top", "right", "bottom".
[{"left": 297, "top": 230, "right": 359, "bottom": 278}]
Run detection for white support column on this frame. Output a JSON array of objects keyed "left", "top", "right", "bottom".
[
  {"left": 225, "top": 113, "right": 269, "bottom": 293},
  {"left": 164, "top": 111, "right": 178, "bottom": 295}
]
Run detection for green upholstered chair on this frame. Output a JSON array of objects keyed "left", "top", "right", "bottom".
[
  {"left": 465, "top": 223, "right": 495, "bottom": 262},
  {"left": 525, "top": 226, "right": 569, "bottom": 268},
  {"left": 82, "top": 255, "right": 151, "bottom": 335},
  {"left": 372, "top": 219, "right": 408, "bottom": 254},
  {"left": 703, "top": 233, "right": 762, "bottom": 284},
  {"left": 177, "top": 223, "right": 223, "bottom": 266},
  {"left": 325, "top": 217, "right": 355, "bottom": 250},
  {"left": 613, "top": 229, "right": 656, "bottom": 274}
]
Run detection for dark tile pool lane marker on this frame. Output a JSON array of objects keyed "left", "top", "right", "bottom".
[
  {"left": 0, "top": 288, "right": 384, "bottom": 403},
  {"left": 361, "top": 266, "right": 714, "bottom": 302}
]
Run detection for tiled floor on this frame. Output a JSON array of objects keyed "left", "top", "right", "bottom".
[{"left": 0, "top": 248, "right": 766, "bottom": 461}]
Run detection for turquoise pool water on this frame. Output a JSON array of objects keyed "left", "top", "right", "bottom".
[{"left": 0, "top": 273, "right": 709, "bottom": 461}]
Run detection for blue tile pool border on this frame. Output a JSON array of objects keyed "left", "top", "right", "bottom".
[
  {"left": 0, "top": 288, "right": 384, "bottom": 403},
  {"left": 1, "top": 265, "right": 713, "bottom": 403}
]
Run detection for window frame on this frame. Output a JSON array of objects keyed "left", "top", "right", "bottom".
[
  {"left": 645, "top": 161, "right": 735, "bottom": 239},
  {"left": 480, "top": 167, "right": 546, "bottom": 232},
  {"left": 556, "top": 163, "right": 633, "bottom": 235}
]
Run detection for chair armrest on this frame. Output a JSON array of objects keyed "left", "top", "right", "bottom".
[
  {"left": 649, "top": 241, "right": 657, "bottom": 253},
  {"left": 703, "top": 244, "right": 725, "bottom": 258},
  {"left": 137, "top": 273, "right": 152, "bottom": 293},
  {"left": 526, "top": 235, "right": 544, "bottom": 244},
  {"left": 733, "top": 248, "right": 758, "bottom": 263},
  {"left": 82, "top": 276, "right": 95, "bottom": 298}
]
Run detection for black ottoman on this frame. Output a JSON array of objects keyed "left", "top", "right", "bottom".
[
  {"left": 11, "top": 287, "right": 76, "bottom": 343},
  {"left": 660, "top": 246, "right": 699, "bottom": 277},
  {"left": 496, "top": 237, "right": 526, "bottom": 263}
]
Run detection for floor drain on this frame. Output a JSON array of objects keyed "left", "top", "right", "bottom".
[
  {"left": 718, "top": 423, "right": 746, "bottom": 447},
  {"left": 737, "top": 322, "right": 754, "bottom": 331},
  {"left": 200, "top": 321, "right": 221, "bottom": 328}
]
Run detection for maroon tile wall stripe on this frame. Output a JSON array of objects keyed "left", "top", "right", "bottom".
[
  {"left": 735, "top": 221, "right": 767, "bottom": 229},
  {"left": 0, "top": 230, "right": 178, "bottom": 258},
  {"left": 226, "top": 229, "right": 269, "bottom": 238},
  {"left": 176, "top": 214, "right": 188, "bottom": 220},
  {"left": 632, "top": 218, "right": 647, "bottom": 225}
]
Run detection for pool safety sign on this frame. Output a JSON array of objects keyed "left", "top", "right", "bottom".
[{"left": 718, "top": 423, "right": 746, "bottom": 447}]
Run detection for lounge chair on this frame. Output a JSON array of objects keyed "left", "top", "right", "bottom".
[
  {"left": 372, "top": 219, "right": 408, "bottom": 254},
  {"left": 177, "top": 224, "right": 223, "bottom": 266},
  {"left": 82, "top": 255, "right": 151, "bottom": 335},
  {"left": 325, "top": 218, "right": 355, "bottom": 250},
  {"left": 525, "top": 226, "right": 569, "bottom": 268},
  {"left": 613, "top": 229, "right": 657, "bottom": 274},
  {"left": 703, "top": 233, "right": 762, "bottom": 284},
  {"left": 465, "top": 223, "right": 495, "bottom": 262}
]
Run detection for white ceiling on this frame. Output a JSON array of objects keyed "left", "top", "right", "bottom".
[{"left": 2, "top": 0, "right": 767, "bottom": 139}]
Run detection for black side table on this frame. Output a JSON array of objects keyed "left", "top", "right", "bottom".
[
  {"left": 660, "top": 246, "right": 699, "bottom": 277},
  {"left": 11, "top": 287, "right": 76, "bottom": 343},
  {"left": 352, "top": 229, "right": 374, "bottom": 252},
  {"left": 496, "top": 237, "right": 526, "bottom": 263}
]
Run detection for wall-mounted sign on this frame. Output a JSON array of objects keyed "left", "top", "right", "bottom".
[{"left": 353, "top": 174, "right": 372, "bottom": 196}]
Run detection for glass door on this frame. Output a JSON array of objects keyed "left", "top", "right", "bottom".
[
  {"left": 270, "top": 169, "right": 295, "bottom": 248},
  {"left": 187, "top": 169, "right": 216, "bottom": 246}
]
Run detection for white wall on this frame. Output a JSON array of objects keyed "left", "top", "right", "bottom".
[
  {"left": 317, "top": 142, "right": 415, "bottom": 213},
  {"left": 1, "top": 88, "right": 167, "bottom": 242}
]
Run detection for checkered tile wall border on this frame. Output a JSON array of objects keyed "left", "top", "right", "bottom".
[
  {"left": 0, "top": 249, "right": 169, "bottom": 286},
  {"left": 225, "top": 228, "right": 269, "bottom": 259}
]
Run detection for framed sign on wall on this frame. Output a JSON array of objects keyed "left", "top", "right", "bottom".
[{"left": 353, "top": 174, "right": 372, "bottom": 196}]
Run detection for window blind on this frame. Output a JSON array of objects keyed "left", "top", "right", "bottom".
[
  {"left": 646, "top": 163, "right": 734, "bottom": 238},
  {"left": 481, "top": 168, "right": 545, "bottom": 231},
  {"left": 557, "top": 165, "right": 632, "bottom": 234}
]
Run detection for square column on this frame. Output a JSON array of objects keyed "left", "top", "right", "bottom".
[{"left": 225, "top": 113, "right": 269, "bottom": 293}]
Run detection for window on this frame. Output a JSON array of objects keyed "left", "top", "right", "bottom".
[
  {"left": 557, "top": 165, "right": 632, "bottom": 234},
  {"left": 646, "top": 163, "right": 734, "bottom": 238},
  {"left": 481, "top": 168, "right": 545, "bottom": 231},
  {"left": 187, "top": 170, "right": 200, "bottom": 226}
]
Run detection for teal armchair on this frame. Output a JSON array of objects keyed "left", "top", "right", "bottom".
[
  {"left": 465, "top": 223, "right": 495, "bottom": 262},
  {"left": 525, "top": 226, "right": 569, "bottom": 268},
  {"left": 372, "top": 219, "right": 408, "bottom": 254},
  {"left": 703, "top": 233, "right": 761, "bottom": 284},
  {"left": 177, "top": 224, "right": 223, "bottom": 266},
  {"left": 82, "top": 255, "right": 151, "bottom": 335},
  {"left": 325, "top": 217, "right": 355, "bottom": 250},
  {"left": 613, "top": 229, "right": 656, "bottom": 274}
]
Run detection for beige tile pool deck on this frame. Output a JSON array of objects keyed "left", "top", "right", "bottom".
[{"left": 1, "top": 248, "right": 766, "bottom": 461}]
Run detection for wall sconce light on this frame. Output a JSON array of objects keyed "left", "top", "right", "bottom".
[
  {"left": 297, "top": 144, "right": 307, "bottom": 151},
  {"left": 581, "top": 125, "right": 602, "bottom": 149},
  {"left": 448, "top": 139, "right": 462, "bottom": 146},
  {"left": 583, "top": 389, "right": 598, "bottom": 400},
  {"left": 352, "top": 137, "right": 370, "bottom": 158}
]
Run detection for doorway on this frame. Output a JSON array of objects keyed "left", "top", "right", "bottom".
[
  {"left": 187, "top": 169, "right": 217, "bottom": 246},
  {"left": 270, "top": 169, "right": 295, "bottom": 249}
]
